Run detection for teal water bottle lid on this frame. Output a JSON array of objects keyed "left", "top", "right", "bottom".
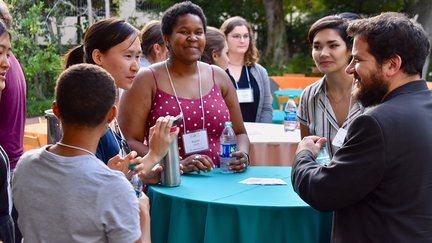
[{"left": 129, "top": 163, "right": 138, "bottom": 171}]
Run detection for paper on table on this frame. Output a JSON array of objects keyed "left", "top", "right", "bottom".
[{"left": 239, "top": 177, "right": 287, "bottom": 185}]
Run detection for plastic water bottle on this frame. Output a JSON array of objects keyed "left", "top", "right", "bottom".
[
  {"left": 220, "top": 121, "right": 237, "bottom": 173},
  {"left": 284, "top": 96, "right": 297, "bottom": 132},
  {"left": 127, "top": 164, "right": 143, "bottom": 197},
  {"left": 316, "top": 145, "right": 331, "bottom": 165}
]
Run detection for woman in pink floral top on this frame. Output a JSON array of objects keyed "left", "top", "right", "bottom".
[{"left": 119, "top": 1, "right": 250, "bottom": 173}]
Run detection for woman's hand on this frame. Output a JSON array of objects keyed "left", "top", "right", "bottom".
[
  {"left": 180, "top": 154, "right": 215, "bottom": 173},
  {"left": 147, "top": 116, "right": 179, "bottom": 163},
  {"left": 227, "top": 151, "right": 249, "bottom": 173},
  {"left": 136, "top": 163, "right": 163, "bottom": 185}
]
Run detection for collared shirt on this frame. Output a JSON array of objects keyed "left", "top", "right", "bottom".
[{"left": 297, "top": 77, "right": 365, "bottom": 157}]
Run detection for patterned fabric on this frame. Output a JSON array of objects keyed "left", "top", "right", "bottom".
[
  {"left": 297, "top": 77, "right": 364, "bottom": 157},
  {"left": 148, "top": 68, "right": 230, "bottom": 166}
]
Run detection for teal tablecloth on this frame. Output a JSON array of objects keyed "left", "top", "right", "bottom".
[{"left": 147, "top": 166, "right": 332, "bottom": 243}]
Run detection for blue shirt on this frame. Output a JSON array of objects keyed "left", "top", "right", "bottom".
[{"left": 96, "top": 127, "right": 122, "bottom": 164}]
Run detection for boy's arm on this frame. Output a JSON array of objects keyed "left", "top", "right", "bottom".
[{"left": 135, "top": 194, "right": 151, "bottom": 243}]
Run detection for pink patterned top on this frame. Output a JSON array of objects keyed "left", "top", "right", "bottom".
[{"left": 147, "top": 68, "right": 230, "bottom": 166}]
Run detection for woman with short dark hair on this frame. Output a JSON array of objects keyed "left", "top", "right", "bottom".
[{"left": 119, "top": 1, "right": 250, "bottom": 173}]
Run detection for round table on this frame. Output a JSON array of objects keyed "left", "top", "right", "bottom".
[
  {"left": 245, "top": 122, "right": 300, "bottom": 166},
  {"left": 147, "top": 166, "right": 332, "bottom": 243}
]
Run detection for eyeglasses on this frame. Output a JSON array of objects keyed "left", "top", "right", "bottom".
[{"left": 229, "top": 34, "right": 250, "bottom": 40}]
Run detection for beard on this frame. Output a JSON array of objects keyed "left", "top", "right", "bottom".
[{"left": 353, "top": 72, "right": 389, "bottom": 108}]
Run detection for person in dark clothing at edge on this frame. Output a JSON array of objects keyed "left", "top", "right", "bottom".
[{"left": 291, "top": 12, "right": 432, "bottom": 242}]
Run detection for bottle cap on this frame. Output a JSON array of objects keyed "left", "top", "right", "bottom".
[{"left": 129, "top": 163, "right": 138, "bottom": 171}]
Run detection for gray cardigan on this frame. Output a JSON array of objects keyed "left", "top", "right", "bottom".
[{"left": 250, "top": 64, "right": 273, "bottom": 123}]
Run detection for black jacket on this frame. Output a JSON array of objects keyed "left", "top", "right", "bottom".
[{"left": 292, "top": 80, "right": 432, "bottom": 242}]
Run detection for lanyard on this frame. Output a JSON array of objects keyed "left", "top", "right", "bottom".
[
  {"left": 323, "top": 77, "right": 355, "bottom": 136},
  {"left": 111, "top": 118, "right": 130, "bottom": 156},
  {"left": 165, "top": 60, "right": 205, "bottom": 133},
  {"left": 231, "top": 65, "right": 252, "bottom": 90}
]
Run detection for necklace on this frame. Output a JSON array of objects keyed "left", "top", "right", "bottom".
[{"left": 57, "top": 142, "right": 95, "bottom": 156}]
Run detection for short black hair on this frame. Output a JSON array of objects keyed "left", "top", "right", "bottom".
[
  {"left": 347, "top": 12, "right": 430, "bottom": 75},
  {"left": 161, "top": 1, "right": 207, "bottom": 36},
  {"left": 55, "top": 64, "right": 116, "bottom": 127},
  {"left": 308, "top": 14, "right": 360, "bottom": 51}
]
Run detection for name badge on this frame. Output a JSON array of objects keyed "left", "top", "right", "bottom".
[
  {"left": 182, "top": 129, "right": 209, "bottom": 154},
  {"left": 332, "top": 128, "right": 347, "bottom": 147},
  {"left": 236, "top": 88, "right": 254, "bottom": 103}
]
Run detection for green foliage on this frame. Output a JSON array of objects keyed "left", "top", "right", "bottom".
[
  {"left": 8, "top": 0, "right": 63, "bottom": 116},
  {"left": 144, "top": 0, "right": 268, "bottom": 53},
  {"left": 267, "top": 52, "right": 317, "bottom": 76},
  {"left": 26, "top": 96, "right": 54, "bottom": 117},
  {"left": 318, "top": 0, "right": 404, "bottom": 14}
]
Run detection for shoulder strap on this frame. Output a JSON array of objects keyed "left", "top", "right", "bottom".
[
  {"left": 211, "top": 65, "right": 216, "bottom": 84},
  {"left": 149, "top": 67, "right": 158, "bottom": 88}
]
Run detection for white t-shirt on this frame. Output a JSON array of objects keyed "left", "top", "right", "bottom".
[{"left": 12, "top": 146, "right": 140, "bottom": 243}]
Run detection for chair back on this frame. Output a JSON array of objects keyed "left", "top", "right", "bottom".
[
  {"left": 271, "top": 76, "right": 320, "bottom": 90},
  {"left": 275, "top": 95, "right": 299, "bottom": 110},
  {"left": 23, "top": 134, "right": 42, "bottom": 149}
]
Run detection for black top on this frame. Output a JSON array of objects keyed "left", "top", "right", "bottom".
[
  {"left": 0, "top": 146, "right": 10, "bottom": 218},
  {"left": 292, "top": 81, "right": 432, "bottom": 242},
  {"left": 227, "top": 66, "right": 260, "bottom": 122}
]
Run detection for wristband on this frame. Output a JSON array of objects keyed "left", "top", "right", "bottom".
[{"left": 242, "top": 151, "right": 250, "bottom": 166}]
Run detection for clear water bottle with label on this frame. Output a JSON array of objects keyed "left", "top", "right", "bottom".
[
  {"left": 316, "top": 144, "right": 331, "bottom": 165},
  {"left": 284, "top": 96, "right": 297, "bottom": 132},
  {"left": 220, "top": 121, "right": 237, "bottom": 173},
  {"left": 127, "top": 165, "right": 143, "bottom": 198}
]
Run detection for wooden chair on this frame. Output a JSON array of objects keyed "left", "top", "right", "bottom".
[
  {"left": 275, "top": 93, "right": 300, "bottom": 110},
  {"left": 283, "top": 73, "right": 305, "bottom": 77},
  {"left": 270, "top": 76, "right": 320, "bottom": 90},
  {"left": 23, "top": 134, "right": 42, "bottom": 151}
]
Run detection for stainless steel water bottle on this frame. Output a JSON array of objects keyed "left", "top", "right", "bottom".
[
  {"left": 160, "top": 114, "right": 182, "bottom": 187},
  {"left": 44, "top": 109, "right": 62, "bottom": 144},
  {"left": 160, "top": 132, "right": 181, "bottom": 186}
]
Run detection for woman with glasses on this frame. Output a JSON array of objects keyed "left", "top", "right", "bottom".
[{"left": 220, "top": 16, "right": 272, "bottom": 123}]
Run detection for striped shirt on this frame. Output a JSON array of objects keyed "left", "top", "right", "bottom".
[{"left": 298, "top": 77, "right": 365, "bottom": 157}]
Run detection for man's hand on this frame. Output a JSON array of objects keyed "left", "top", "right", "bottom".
[{"left": 296, "top": 136, "right": 327, "bottom": 157}]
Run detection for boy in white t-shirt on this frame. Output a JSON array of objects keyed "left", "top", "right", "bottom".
[{"left": 12, "top": 64, "right": 177, "bottom": 243}]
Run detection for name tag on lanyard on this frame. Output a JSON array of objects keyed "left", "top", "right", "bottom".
[
  {"left": 332, "top": 128, "right": 347, "bottom": 147},
  {"left": 182, "top": 129, "right": 209, "bottom": 154},
  {"left": 236, "top": 88, "right": 254, "bottom": 103}
]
